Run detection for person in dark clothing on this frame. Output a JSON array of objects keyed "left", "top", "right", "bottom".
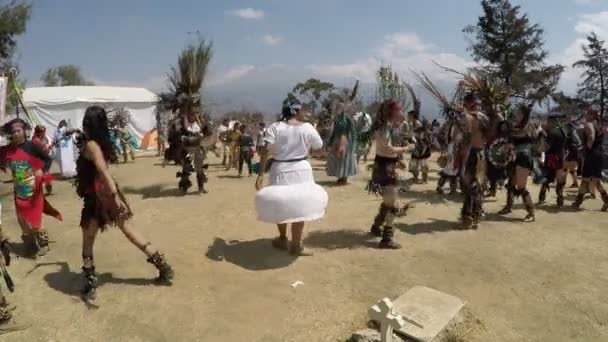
[
  {"left": 573, "top": 109, "right": 608, "bottom": 211},
  {"left": 238, "top": 125, "right": 255, "bottom": 177},
  {"left": 538, "top": 115, "right": 567, "bottom": 207}
]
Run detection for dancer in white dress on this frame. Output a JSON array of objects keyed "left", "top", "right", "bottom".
[
  {"left": 53, "top": 120, "right": 78, "bottom": 178},
  {"left": 255, "top": 105, "right": 327, "bottom": 256}
]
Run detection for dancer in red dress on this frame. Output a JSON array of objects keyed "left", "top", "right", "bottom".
[{"left": 1, "top": 119, "right": 61, "bottom": 257}]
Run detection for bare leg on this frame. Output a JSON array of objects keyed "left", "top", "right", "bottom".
[
  {"left": 290, "top": 222, "right": 305, "bottom": 248},
  {"left": 81, "top": 221, "right": 100, "bottom": 300},
  {"left": 555, "top": 169, "right": 567, "bottom": 208},
  {"left": 573, "top": 179, "right": 590, "bottom": 209},
  {"left": 588, "top": 180, "right": 597, "bottom": 199},
  {"left": 515, "top": 166, "right": 534, "bottom": 222},
  {"left": 289, "top": 222, "right": 311, "bottom": 256},
  {"left": 593, "top": 178, "right": 608, "bottom": 211},
  {"left": 421, "top": 159, "right": 429, "bottom": 184},
  {"left": 272, "top": 224, "right": 288, "bottom": 250}
]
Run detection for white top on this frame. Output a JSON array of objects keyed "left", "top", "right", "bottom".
[
  {"left": 217, "top": 125, "right": 229, "bottom": 134},
  {"left": 186, "top": 122, "right": 201, "bottom": 134},
  {"left": 264, "top": 121, "right": 323, "bottom": 172}
]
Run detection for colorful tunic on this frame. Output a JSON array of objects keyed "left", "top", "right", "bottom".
[
  {"left": 327, "top": 114, "right": 358, "bottom": 178},
  {"left": 4, "top": 141, "right": 62, "bottom": 228}
]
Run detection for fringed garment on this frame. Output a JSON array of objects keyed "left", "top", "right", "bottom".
[{"left": 76, "top": 145, "right": 132, "bottom": 231}]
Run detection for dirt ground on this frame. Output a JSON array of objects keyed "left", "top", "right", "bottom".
[{"left": 1, "top": 152, "right": 608, "bottom": 342}]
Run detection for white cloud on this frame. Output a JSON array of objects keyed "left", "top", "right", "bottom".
[
  {"left": 377, "top": 32, "right": 435, "bottom": 58},
  {"left": 209, "top": 65, "right": 256, "bottom": 86},
  {"left": 261, "top": 34, "right": 283, "bottom": 47},
  {"left": 574, "top": 12, "right": 608, "bottom": 38},
  {"left": 308, "top": 32, "right": 470, "bottom": 84},
  {"left": 230, "top": 8, "right": 265, "bottom": 20},
  {"left": 557, "top": 11, "right": 608, "bottom": 93}
]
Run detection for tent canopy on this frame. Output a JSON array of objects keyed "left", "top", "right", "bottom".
[
  {"left": 23, "top": 86, "right": 158, "bottom": 146},
  {"left": 24, "top": 86, "right": 157, "bottom": 106}
]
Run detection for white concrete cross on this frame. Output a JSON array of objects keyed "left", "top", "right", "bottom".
[{"left": 368, "top": 298, "right": 406, "bottom": 342}]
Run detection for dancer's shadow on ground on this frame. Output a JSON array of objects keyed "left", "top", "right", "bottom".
[
  {"left": 27, "top": 262, "right": 157, "bottom": 309},
  {"left": 315, "top": 180, "right": 348, "bottom": 188},
  {"left": 535, "top": 204, "right": 581, "bottom": 214},
  {"left": 395, "top": 219, "right": 459, "bottom": 235},
  {"left": 399, "top": 189, "right": 462, "bottom": 206},
  {"left": 206, "top": 238, "right": 296, "bottom": 271},
  {"left": 216, "top": 175, "right": 243, "bottom": 179},
  {"left": 303, "top": 229, "right": 378, "bottom": 250},
  {"left": 122, "top": 185, "right": 201, "bottom": 199}
]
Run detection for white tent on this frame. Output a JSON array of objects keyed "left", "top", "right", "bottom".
[{"left": 23, "top": 86, "right": 158, "bottom": 144}]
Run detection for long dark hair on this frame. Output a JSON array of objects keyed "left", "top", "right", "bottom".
[
  {"left": 81, "top": 106, "right": 118, "bottom": 163},
  {"left": 75, "top": 106, "right": 118, "bottom": 197}
]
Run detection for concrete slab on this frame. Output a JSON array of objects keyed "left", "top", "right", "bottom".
[{"left": 392, "top": 286, "right": 465, "bottom": 342}]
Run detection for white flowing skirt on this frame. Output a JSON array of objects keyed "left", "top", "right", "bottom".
[{"left": 255, "top": 164, "right": 328, "bottom": 224}]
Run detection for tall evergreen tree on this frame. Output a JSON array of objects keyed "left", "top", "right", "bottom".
[
  {"left": 464, "top": 0, "right": 563, "bottom": 101},
  {"left": 573, "top": 32, "right": 608, "bottom": 116}
]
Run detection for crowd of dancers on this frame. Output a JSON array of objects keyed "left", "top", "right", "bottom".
[{"left": 0, "top": 91, "right": 605, "bottom": 332}]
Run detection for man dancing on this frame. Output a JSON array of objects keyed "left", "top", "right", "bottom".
[
  {"left": 410, "top": 122, "right": 432, "bottom": 184},
  {"left": 459, "top": 93, "right": 488, "bottom": 229},
  {"left": 497, "top": 104, "right": 536, "bottom": 222},
  {"left": 538, "top": 115, "right": 567, "bottom": 207},
  {"left": 573, "top": 109, "right": 608, "bottom": 211},
  {"left": 436, "top": 116, "right": 462, "bottom": 195}
]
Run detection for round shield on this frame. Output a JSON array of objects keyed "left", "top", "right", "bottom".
[{"left": 488, "top": 138, "right": 515, "bottom": 168}]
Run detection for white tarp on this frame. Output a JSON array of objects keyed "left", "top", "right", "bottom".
[{"left": 23, "top": 86, "right": 157, "bottom": 144}]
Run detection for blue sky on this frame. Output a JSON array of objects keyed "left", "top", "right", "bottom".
[{"left": 16, "top": 0, "right": 608, "bottom": 114}]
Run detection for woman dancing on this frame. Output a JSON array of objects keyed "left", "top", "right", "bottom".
[
  {"left": 498, "top": 104, "right": 536, "bottom": 222},
  {"left": 367, "top": 101, "right": 412, "bottom": 249},
  {"left": 255, "top": 105, "right": 327, "bottom": 256},
  {"left": 75, "top": 106, "right": 174, "bottom": 300}
]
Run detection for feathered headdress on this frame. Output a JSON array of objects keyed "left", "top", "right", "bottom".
[
  {"left": 108, "top": 108, "right": 131, "bottom": 128},
  {"left": 157, "top": 38, "right": 213, "bottom": 117}
]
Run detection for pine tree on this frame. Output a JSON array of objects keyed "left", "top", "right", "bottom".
[
  {"left": 573, "top": 32, "right": 608, "bottom": 116},
  {"left": 464, "top": 0, "right": 563, "bottom": 101}
]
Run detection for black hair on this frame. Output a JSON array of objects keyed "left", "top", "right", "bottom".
[
  {"left": 58, "top": 120, "right": 68, "bottom": 129},
  {"left": 259, "top": 122, "right": 266, "bottom": 128},
  {"left": 280, "top": 105, "right": 300, "bottom": 121},
  {"left": 240, "top": 124, "right": 247, "bottom": 131},
  {"left": 75, "top": 106, "right": 118, "bottom": 197},
  {"left": 81, "top": 106, "right": 118, "bottom": 164},
  {"left": 463, "top": 92, "right": 478, "bottom": 104},
  {"left": 1, "top": 118, "right": 31, "bottom": 136}
]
